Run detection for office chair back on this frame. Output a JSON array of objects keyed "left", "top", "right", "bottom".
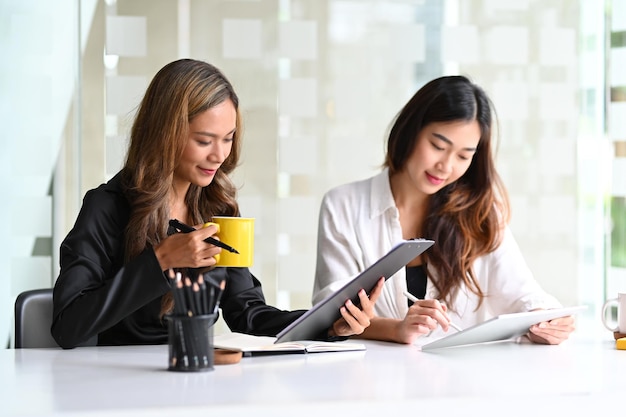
[
  {"left": 14, "top": 289, "right": 58, "bottom": 348},
  {"left": 14, "top": 288, "right": 97, "bottom": 348}
]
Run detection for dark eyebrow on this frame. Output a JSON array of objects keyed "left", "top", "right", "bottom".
[
  {"left": 432, "top": 132, "right": 477, "bottom": 152},
  {"left": 192, "top": 128, "right": 236, "bottom": 139}
]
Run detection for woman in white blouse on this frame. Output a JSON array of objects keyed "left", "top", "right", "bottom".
[{"left": 312, "top": 75, "right": 576, "bottom": 345}]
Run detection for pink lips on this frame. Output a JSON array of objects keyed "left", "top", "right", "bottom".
[
  {"left": 425, "top": 172, "right": 445, "bottom": 186},
  {"left": 199, "top": 167, "right": 217, "bottom": 176}
]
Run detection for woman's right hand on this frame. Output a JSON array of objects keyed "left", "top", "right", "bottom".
[
  {"left": 395, "top": 299, "right": 454, "bottom": 344},
  {"left": 154, "top": 223, "right": 222, "bottom": 270}
]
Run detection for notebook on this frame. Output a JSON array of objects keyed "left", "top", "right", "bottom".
[
  {"left": 276, "top": 239, "right": 435, "bottom": 343},
  {"left": 420, "top": 305, "right": 588, "bottom": 351},
  {"left": 214, "top": 332, "right": 366, "bottom": 356}
]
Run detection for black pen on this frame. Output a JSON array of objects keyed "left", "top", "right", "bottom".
[{"left": 169, "top": 218, "right": 239, "bottom": 254}]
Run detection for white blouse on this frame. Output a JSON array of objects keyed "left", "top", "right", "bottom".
[{"left": 312, "top": 168, "right": 561, "bottom": 341}]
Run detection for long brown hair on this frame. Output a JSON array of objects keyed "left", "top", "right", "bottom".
[
  {"left": 120, "top": 59, "right": 242, "bottom": 313},
  {"left": 385, "top": 75, "right": 509, "bottom": 307}
]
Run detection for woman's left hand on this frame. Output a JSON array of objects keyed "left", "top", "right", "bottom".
[
  {"left": 527, "top": 315, "right": 576, "bottom": 345},
  {"left": 329, "top": 277, "right": 384, "bottom": 337}
]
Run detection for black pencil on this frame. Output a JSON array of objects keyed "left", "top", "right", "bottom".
[
  {"left": 192, "top": 276, "right": 210, "bottom": 367},
  {"left": 203, "top": 273, "right": 221, "bottom": 290},
  {"left": 167, "top": 269, "right": 184, "bottom": 315},
  {"left": 181, "top": 274, "right": 201, "bottom": 368},
  {"left": 183, "top": 277, "right": 195, "bottom": 317},
  {"left": 192, "top": 281, "right": 202, "bottom": 315},
  {"left": 170, "top": 271, "right": 183, "bottom": 315},
  {"left": 175, "top": 273, "right": 189, "bottom": 315},
  {"left": 208, "top": 285, "right": 215, "bottom": 316},
  {"left": 197, "top": 275, "right": 209, "bottom": 315},
  {"left": 202, "top": 273, "right": 221, "bottom": 312},
  {"left": 213, "top": 279, "right": 226, "bottom": 314},
  {"left": 173, "top": 272, "right": 190, "bottom": 369}
]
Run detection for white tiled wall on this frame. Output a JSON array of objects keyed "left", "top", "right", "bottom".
[
  {"left": 70, "top": 0, "right": 595, "bottom": 310},
  {"left": 3, "top": 0, "right": 616, "bottom": 345}
]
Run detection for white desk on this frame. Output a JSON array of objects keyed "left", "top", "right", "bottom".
[{"left": 1, "top": 329, "right": 625, "bottom": 417}]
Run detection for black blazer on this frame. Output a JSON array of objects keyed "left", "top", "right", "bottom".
[{"left": 51, "top": 173, "right": 304, "bottom": 349}]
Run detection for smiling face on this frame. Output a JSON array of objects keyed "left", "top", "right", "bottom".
[
  {"left": 173, "top": 98, "right": 237, "bottom": 190},
  {"left": 398, "top": 120, "right": 481, "bottom": 196}
]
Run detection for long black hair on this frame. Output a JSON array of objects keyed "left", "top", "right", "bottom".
[{"left": 385, "top": 75, "right": 509, "bottom": 307}]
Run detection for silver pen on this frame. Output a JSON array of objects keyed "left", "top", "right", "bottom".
[{"left": 403, "top": 290, "right": 463, "bottom": 332}]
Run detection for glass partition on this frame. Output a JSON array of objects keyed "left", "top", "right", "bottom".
[{"left": 1, "top": 0, "right": 617, "bottom": 345}]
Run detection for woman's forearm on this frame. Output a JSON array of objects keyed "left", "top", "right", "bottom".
[{"left": 358, "top": 316, "right": 405, "bottom": 343}]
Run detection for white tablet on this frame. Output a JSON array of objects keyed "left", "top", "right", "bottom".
[
  {"left": 420, "top": 305, "right": 588, "bottom": 351},
  {"left": 275, "top": 239, "right": 435, "bottom": 343}
]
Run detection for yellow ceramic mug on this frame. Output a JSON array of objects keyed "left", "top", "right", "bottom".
[{"left": 203, "top": 217, "right": 254, "bottom": 267}]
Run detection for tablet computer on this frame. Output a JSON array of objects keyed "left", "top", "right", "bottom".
[
  {"left": 420, "top": 305, "right": 588, "bottom": 351},
  {"left": 275, "top": 239, "right": 435, "bottom": 343}
]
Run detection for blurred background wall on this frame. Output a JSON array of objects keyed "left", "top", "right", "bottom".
[{"left": 2, "top": 0, "right": 625, "bottom": 345}]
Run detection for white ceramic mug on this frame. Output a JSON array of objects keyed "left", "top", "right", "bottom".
[{"left": 601, "top": 293, "right": 626, "bottom": 332}]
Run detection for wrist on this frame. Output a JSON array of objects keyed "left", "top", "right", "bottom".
[
  {"left": 153, "top": 243, "right": 170, "bottom": 271},
  {"left": 391, "top": 318, "right": 406, "bottom": 343}
]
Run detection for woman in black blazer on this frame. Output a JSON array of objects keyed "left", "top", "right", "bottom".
[{"left": 51, "top": 59, "right": 382, "bottom": 349}]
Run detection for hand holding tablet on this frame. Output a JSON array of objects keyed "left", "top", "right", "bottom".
[
  {"left": 527, "top": 311, "right": 577, "bottom": 345},
  {"left": 276, "top": 239, "right": 435, "bottom": 343},
  {"left": 420, "top": 305, "right": 588, "bottom": 351}
]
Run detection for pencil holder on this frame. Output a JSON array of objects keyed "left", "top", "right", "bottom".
[{"left": 166, "top": 313, "right": 217, "bottom": 372}]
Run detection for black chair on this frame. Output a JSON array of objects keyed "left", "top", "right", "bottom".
[{"left": 14, "top": 288, "right": 97, "bottom": 348}]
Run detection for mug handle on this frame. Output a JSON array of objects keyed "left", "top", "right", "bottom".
[{"left": 602, "top": 298, "right": 620, "bottom": 332}]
